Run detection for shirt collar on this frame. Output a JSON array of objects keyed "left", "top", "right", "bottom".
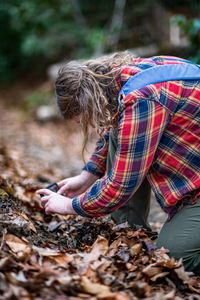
[{"left": 113, "top": 67, "right": 122, "bottom": 95}]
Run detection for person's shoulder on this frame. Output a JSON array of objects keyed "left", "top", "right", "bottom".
[
  {"left": 120, "top": 57, "right": 155, "bottom": 76},
  {"left": 149, "top": 55, "right": 191, "bottom": 65}
]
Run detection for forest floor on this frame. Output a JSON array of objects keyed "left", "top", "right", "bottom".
[{"left": 0, "top": 83, "right": 200, "bottom": 300}]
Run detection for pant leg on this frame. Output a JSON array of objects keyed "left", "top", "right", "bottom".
[
  {"left": 107, "top": 128, "right": 151, "bottom": 230},
  {"left": 157, "top": 199, "right": 200, "bottom": 275}
]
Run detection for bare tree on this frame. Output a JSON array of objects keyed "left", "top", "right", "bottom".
[
  {"left": 69, "top": 0, "right": 127, "bottom": 56},
  {"left": 94, "top": 0, "right": 127, "bottom": 56}
]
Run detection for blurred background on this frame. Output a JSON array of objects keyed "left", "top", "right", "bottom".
[
  {"left": 1, "top": 0, "right": 200, "bottom": 84},
  {"left": 0, "top": 0, "right": 200, "bottom": 224}
]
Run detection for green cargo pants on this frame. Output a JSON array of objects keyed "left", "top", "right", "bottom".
[
  {"left": 107, "top": 128, "right": 151, "bottom": 231},
  {"left": 157, "top": 200, "right": 200, "bottom": 275}
]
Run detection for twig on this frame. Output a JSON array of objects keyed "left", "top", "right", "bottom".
[{"left": 0, "top": 228, "right": 7, "bottom": 251}]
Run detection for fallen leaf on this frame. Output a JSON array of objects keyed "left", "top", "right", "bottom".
[
  {"left": 8, "top": 270, "right": 27, "bottom": 283},
  {"left": 129, "top": 281, "right": 151, "bottom": 298},
  {"left": 143, "top": 240, "right": 156, "bottom": 254},
  {"left": 89, "top": 235, "right": 109, "bottom": 257},
  {"left": 112, "top": 222, "right": 130, "bottom": 231},
  {"left": 5, "top": 234, "right": 32, "bottom": 260},
  {"left": 47, "top": 254, "right": 73, "bottom": 265},
  {"left": 81, "top": 276, "right": 110, "bottom": 297},
  {"left": 32, "top": 245, "right": 73, "bottom": 265},
  {"left": 150, "top": 271, "right": 169, "bottom": 282},
  {"left": 78, "top": 235, "right": 109, "bottom": 275},
  {"left": 143, "top": 263, "right": 163, "bottom": 278},
  {"left": 142, "top": 255, "right": 149, "bottom": 264},
  {"left": 9, "top": 284, "right": 32, "bottom": 299},
  {"left": 92, "top": 258, "right": 112, "bottom": 272},
  {"left": 175, "top": 266, "right": 200, "bottom": 293},
  {"left": 16, "top": 211, "right": 37, "bottom": 233},
  {"left": 130, "top": 243, "right": 143, "bottom": 257},
  {"left": 107, "top": 237, "right": 122, "bottom": 256},
  {"left": 125, "top": 263, "right": 137, "bottom": 271},
  {"left": 0, "top": 256, "right": 12, "bottom": 271},
  {"left": 98, "top": 292, "right": 130, "bottom": 300},
  {"left": 154, "top": 248, "right": 182, "bottom": 269}
]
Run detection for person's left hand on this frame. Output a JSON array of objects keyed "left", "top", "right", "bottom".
[{"left": 36, "top": 189, "right": 77, "bottom": 215}]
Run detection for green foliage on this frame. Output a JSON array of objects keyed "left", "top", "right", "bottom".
[
  {"left": 161, "top": 0, "right": 200, "bottom": 11},
  {"left": 0, "top": 0, "right": 162, "bottom": 84},
  {"left": 3, "top": 0, "right": 200, "bottom": 85},
  {"left": 23, "top": 90, "right": 53, "bottom": 110},
  {"left": 0, "top": 0, "right": 76, "bottom": 82},
  {"left": 171, "top": 15, "right": 200, "bottom": 63}
]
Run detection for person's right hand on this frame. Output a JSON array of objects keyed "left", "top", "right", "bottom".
[{"left": 57, "top": 170, "right": 99, "bottom": 198}]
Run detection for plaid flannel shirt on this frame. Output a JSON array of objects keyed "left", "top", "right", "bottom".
[{"left": 72, "top": 56, "right": 200, "bottom": 219}]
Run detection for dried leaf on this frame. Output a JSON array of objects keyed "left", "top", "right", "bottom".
[
  {"left": 130, "top": 281, "right": 151, "bottom": 298},
  {"left": 154, "top": 248, "right": 182, "bottom": 269},
  {"left": 143, "top": 263, "right": 163, "bottom": 278},
  {"left": 81, "top": 276, "right": 110, "bottom": 296},
  {"left": 9, "top": 284, "right": 32, "bottom": 299},
  {"left": 142, "top": 255, "right": 150, "bottom": 264},
  {"left": 16, "top": 211, "right": 37, "bottom": 233},
  {"left": 130, "top": 243, "right": 143, "bottom": 257},
  {"left": 93, "top": 258, "right": 112, "bottom": 272},
  {"left": 54, "top": 275, "right": 72, "bottom": 285},
  {"left": 112, "top": 222, "right": 130, "bottom": 231},
  {"left": 150, "top": 271, "right": 169, "bottom": 282},
  {"left": 143, "top": 240, "right": 156, "bottom": 254},
  {"left": 8, "top": 270, "right": 27, "bottom": 283},
  {"left": 32, "top": 245, "right": 73, "bottom": 265},
  {"left": 0, "top": 256, "right": 12, "bottom": 270},
  {"left": 98, "top": 292, "right": 130, "bottom": 300},
  {"left": 89, "top": 235, "right": 109, "bottom": 257},
  {"left": 175, "top": 266, "right": 200, "bottom": 293},
  {"left": 47, "top": 254, "right": 73, "bottom": 265},
  {"left": 116, "top": 247, "right": 130, "bottom": 262},
  {"left": 32, "top": 245, "right": 65, "bottom": 256},
  {"left": 107, "top": 237, "right": 122, "bottom": 256},
  {"left": 5, "top": 234, "right": 31, "bottom": 260},
  {"left": 78, "top": 235, "right": 109, "bottom": 275}
]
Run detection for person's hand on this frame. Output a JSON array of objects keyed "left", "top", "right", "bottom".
[
  {"left": 57, "top": 170, "right": 99, "bottom": 197},
  {"left": 36, "top": 189, "right": 77, "bottom": 215}
]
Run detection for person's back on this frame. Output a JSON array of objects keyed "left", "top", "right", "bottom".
[{"left": 118, "top": 56, "right": 200, "bottom": 218}]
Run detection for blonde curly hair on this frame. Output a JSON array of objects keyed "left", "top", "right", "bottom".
[{"left": 55, "top": 51, "right": 134, "bottom": 157}]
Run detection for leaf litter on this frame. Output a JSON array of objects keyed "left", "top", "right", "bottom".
[{"left": 1, "top": 179, "right": 200, "bottom": 300}]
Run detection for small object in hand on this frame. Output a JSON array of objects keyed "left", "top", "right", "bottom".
[{"left": 40, "top": 182, "right": 59, "bottom": 198}]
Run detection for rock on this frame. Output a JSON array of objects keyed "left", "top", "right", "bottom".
[
  {"left": 47, "top": 63, "right": 63, "bottom": 82},
  {"left": 36, "top": 105, "right": 60, "bottom": 122}
]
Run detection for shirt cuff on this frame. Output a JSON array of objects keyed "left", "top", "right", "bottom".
[
  {"left": 83, "top": 161, "right": 105, "bottom": 177},
  {"left": 72, "top": 197, "right": 92, "bottom": 217}
]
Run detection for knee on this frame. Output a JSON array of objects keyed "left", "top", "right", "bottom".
[
  {"left": 156, "top": 234, "right": 184, "bottom": 261},
  {"left": 156, "top": 236, "right": 200, "bottom": 274}
]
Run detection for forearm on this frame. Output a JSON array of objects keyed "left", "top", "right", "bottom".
[{"left": 80, "top": 170, "right": 100, "bottom": 187}]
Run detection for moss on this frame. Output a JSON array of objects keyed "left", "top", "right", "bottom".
[{"left": 0, "top": 188, "right": 9, "bottom": 200}]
